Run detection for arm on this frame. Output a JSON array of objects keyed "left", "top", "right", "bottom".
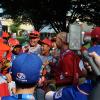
[
  {"left": 55, "top": 54, "right": 75, "bottom": 86},
  {"left": 89, "top": 52, "right": 100, "bottom": 68}
]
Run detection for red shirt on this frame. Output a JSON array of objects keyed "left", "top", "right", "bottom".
[
  {"left": 53, "top": 49, "right": 82, "bottom": 86},
  {"left": 0, "top": 83, "right": 10, "bottom": 96}
]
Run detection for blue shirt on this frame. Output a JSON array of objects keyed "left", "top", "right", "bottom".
[
  {"left": 2, "top": 94, "right": 35, "bottom": 100},
  {"left": 88, "top": 45, "right": 100, "bottom": 55}
]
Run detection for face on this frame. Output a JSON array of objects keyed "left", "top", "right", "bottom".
[
  {"left": 41, "top": 44, "right": 50, "bottom": 55},
  {"left": 13, "top": 47, "right": 22, "bottom": 55},
  {"left": 56, "top": 34, "right": 62, "bottom": 49},
  {"left": 29, "top": 37, "right": 40, "bottom": 47},
  {"left": 52, "top": 42, "right": 57, "bottom": 49}
]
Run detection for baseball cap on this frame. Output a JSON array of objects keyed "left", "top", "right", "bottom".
[
  {"left": 11, "top": 53, "right": 42, "bottom": 84},
  {"left": 29, "top": 30, "right": 40, "bottom": 38},
  {"left": 91, "top": 27, "right": 100, "bottom": 39},
  {"left": 8, "top": 38, "right": 20, "bottom": 46},
  {"left": 41, "top": 38, "right": 52, "bottom": 47},
  {"left": 2, "top": 31, "right": 9, "bottom": 38},
  {"left": 0, "top": 37, "right": 4, "bottom": 43}
]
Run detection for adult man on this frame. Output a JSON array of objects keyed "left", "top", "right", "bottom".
[
  {"left": 52, "top": 32, "right": 85, "bottom": 86},
  {"left": 28, "top": 30, "right": 41, "bottom": 54},
  {"left": 45, "top": 32, "right": 94, "bottom": 100},
  {"left": 1, "top": 53, "right": 42, "bottom": 100}
]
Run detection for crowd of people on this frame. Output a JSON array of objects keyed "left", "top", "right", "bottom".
[{"left": 0, "top": 27, "right": 100, "bottom": 100}]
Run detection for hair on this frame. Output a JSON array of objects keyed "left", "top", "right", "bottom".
[
  {"left": 57, "top": 32, "right": 68, "bottom": 43},
  {"left": 15, "top": 81, "right": 37, "bottom": 89},
  {"left": 12, "top": 45, "right": 22, "bottom": 55}
]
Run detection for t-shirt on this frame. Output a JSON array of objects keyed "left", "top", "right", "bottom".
[
  {"left": 2, "top": 94, "right": 35, "bottom": 100},
  {"left": 0, "top": 75, "right": 10, "bottom": 96},
  {"left": 28, "top": 44, "right": 41, "bottom": 54}
]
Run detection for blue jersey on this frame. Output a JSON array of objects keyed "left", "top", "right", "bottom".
[{"left": 53, "top": 83, "right": 93, "bottom": 100}]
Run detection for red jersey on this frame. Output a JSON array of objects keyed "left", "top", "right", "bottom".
[{"left": 53, "top": 49, "right": 83, "bottom": 86}]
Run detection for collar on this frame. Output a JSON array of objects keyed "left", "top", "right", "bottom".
[
  {"left": 60, "top": 49, "right": 71, "bottom": 58},
  {"left": 77, "top": 85, "right": 89, "bottom": 95},
  {"left": 60, "top": 49, "right": 69, "bottom": 54},
  {"left": 14, "top": 94, "right": 35, "bottom": 100}
]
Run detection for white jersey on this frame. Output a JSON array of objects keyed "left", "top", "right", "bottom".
[{"left": 28, "top": 44, "right": 41, "bottom": 54}]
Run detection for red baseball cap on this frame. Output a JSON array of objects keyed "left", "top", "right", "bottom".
[
  {"left": 8, "top": 38, "right": 20, "bottom": 46},
  {"left": 0, "top": 37, "right": 4, "bottom": 43},
  {"left": 2, "top": 32, "right": 9, "bottom": 38},
  {"left": 91, "top": 27, "right": 100, "bottom": 39},
  {"left": 42, "top": 38, "right": 52, "bottom": 47},
  {"left": 29, "top": 30, "right": 40, "bottom": 38}
]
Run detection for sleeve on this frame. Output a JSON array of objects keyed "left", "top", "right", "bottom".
[{"left": 45, "top": 91, "right": 55, "bottom": 100}]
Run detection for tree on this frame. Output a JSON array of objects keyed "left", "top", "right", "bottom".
[
  {"left": 0, "top": 0, "right": 100, "bottom": 32},
  {"left": 10, "top": 22, "right": 20, "bottom": 33}
]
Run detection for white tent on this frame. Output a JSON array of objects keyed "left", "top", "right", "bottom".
[{"left": 40, "top": 25, "right": 55, "bottom": 33}]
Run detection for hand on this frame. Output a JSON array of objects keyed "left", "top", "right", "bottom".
[
  {"left": 43, "top": 60, "right": 49, "bottom": 66},
  {"left": 89, "top": 52, "right": 100, "bottom": 69},
  {"left": 83, "top": 61, "right": 92, "bottom": 72},
  {"left": 38, "top": 76, "right": 46, "bottom": 86},
  {"left": 5, "top": 73, "right": 12, "bottom": 82}
]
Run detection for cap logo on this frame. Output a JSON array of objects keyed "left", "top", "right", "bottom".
[{"left": 17, "top": 73, "right": 26, "bottom": 80}]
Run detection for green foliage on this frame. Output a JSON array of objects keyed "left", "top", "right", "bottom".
[
  {"left": 1, "top": 0, "right": 100, "bottom": 32},
  {"left": 17, "top": 36, "right": 28, "bottom": 44},
  {"left": 10, "top": 22, "right": 20, "bottom": 33}
]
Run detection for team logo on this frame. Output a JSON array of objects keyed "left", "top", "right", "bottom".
[
  {"left": 16, "top": 73, "right": 26, "bottom": 80},
  {"left": 55, "top": 88, "right": 63, "bottom": 99}
]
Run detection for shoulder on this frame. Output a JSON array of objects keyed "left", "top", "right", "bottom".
[
  {"left": 64, "top": 50, "right": 76, "bottom": 57},
  {"left": 45, "top": 87, "right": 75, "bottom": 100},
  {"left": 1, "top": 96, "right": 17, "bottom": 100},
  {"left": 53, "top": 86, "right": 76, "bottom": 100},
  {"left": 62, "top": 50, "right": 78, "bottom": 61}
]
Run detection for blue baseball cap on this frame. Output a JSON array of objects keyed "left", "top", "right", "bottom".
[
  {"left": 88, "top": 45, "right": 100, "bottom": 56},
  {"left": 11, "top": 53, "right": 42, "bottom": 84}
]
